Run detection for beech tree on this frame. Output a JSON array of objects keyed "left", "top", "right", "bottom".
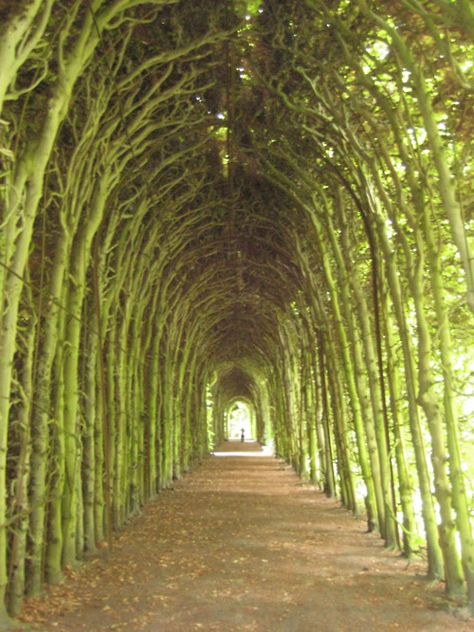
[{"left": 0, "top": 0, "right": 473, "bottom": 625}]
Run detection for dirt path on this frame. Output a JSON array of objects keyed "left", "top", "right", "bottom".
[{"left": 20, "top": 442, "right": 473, "bottom": 631}]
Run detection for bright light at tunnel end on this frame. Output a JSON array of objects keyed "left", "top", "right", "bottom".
[{"left": 211, "top": 442, "right": 274, "bottom": 458}]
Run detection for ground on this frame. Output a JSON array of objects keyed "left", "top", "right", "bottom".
[{"left": 18, "top": 442, "right": 474, "bottom": 631}]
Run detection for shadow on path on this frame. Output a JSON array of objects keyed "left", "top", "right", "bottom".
[{"left": 20, "top": 443, "right": 472, "bottom": 631}]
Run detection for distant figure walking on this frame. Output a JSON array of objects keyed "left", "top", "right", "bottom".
[{"left": 241, "top": 428, "right": 245, "bottom": 443}]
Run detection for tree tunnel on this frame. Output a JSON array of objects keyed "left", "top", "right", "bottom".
[{"left": 0, "top": 0, "right": 474, "bottom": 623}]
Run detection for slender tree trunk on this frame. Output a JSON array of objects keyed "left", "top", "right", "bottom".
[{"left": 7, "top": 287, "right": 35, "bottom": 616}]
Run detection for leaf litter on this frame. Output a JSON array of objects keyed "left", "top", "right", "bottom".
[{"left": 18, "top": 441, "right": 474, "bottom": 631}]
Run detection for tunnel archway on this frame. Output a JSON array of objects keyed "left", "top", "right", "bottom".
[
  {"left": 0, "top": 0, "right": 473, "bottom": 621},
  {"left": 225, "top": 398, "right": 256, "bottom": 442}
]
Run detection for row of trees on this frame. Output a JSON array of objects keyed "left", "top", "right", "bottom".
[
  {"left": 0, "top": 0, "right": 242, "bottom": 623},
  {"left": 211, "top": 0, "right": 474, "bottom": 613},
  {"left": 0, "top": 0, "right": 473, "bottom": 623}
]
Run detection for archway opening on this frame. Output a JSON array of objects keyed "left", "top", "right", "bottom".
[{"left": 226, "top": 400, "right": 254, "bottom": 442}]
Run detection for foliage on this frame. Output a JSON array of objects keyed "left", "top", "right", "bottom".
[{"left": 0, "top": 0, "right": 473, "bottom": 623}]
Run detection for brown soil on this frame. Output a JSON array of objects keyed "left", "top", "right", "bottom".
[{"left": 19, "top": 442, "right": 473, "bottom": 631}]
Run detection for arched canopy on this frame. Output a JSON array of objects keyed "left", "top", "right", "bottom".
[{"left": 0, "top": 0, "right": 473, "bottom": 619}]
